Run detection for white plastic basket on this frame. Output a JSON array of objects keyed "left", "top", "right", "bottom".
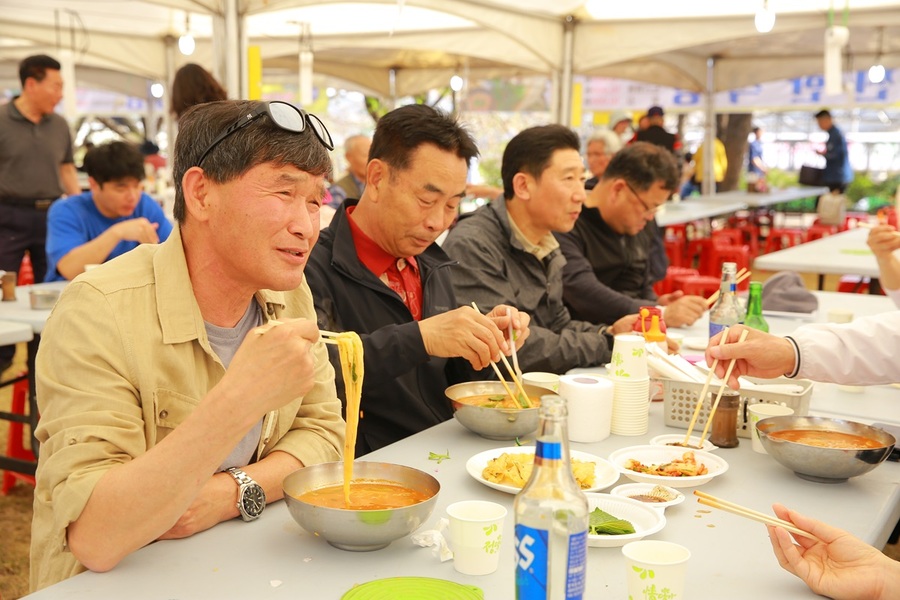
[{"left": 662, "top": 377, "right": 814, "bottom": 438}]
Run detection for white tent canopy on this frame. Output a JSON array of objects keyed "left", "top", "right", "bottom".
[{"left": 3, "top": 0, "right": 900, "bottom": 102}]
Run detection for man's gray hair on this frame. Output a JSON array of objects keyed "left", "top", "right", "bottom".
[
  {"left": 587, "top": 129, "right": 622, "bottom": 155},
  {"left": 172, "top": 100, "right": 333, "bottom": 224}
]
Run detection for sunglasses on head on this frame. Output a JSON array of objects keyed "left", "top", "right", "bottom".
[{"left": 196, "top": 100, "right": 334, "bottom": 167}]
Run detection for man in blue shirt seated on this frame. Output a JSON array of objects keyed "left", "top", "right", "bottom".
[{"left": 45, "top": 140, "right": 173, "bottom": 281}]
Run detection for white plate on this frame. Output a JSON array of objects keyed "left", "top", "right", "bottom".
[
  {"left": 466, "top": 446, "right": 620, "bottom": 495},
  {"left": 584, "top": 493, "right": 666, "bottom": 548},
  {"left": 683, "top": 336, "right": 709, "bottom": 351},
  {"left": 607, "top": 444, "right": 728, "bottom": 488},
  {"left": 610, "top": 483, "right": 686, "bottom": 510},
  {"left": 649, "top": 434, "right": 718, "bottom": 452}
]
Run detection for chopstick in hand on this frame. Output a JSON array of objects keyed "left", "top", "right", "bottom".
[
  {"left": 681, "top": 327, "right": 729, "bottom": 446},
  {"left": 694, "top": 491, "right": 821, "bottom": 541},
  {"left": 507, "top": 307, "right": 522, "bottom": 378},
  {"left": 706, "top": 270, "right": 752, "bottom": 307},
  {"left": 698, "top": 329, "right": 750, "bottom": 445},
  {"left": 257, "top": 321, "right": 339, "bottom": 345}
]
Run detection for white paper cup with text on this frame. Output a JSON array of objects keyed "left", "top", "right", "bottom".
[
  {"left": 447, "top": 500, "right": 507, "bottom": 576},
  {"left": 559, "top": 374, "right": 614, "bottom": 443},
  {"left": 748, "top": 403, "right": 795, "bottom": 453},
  {"left": 522, "top": 372, "right": 560, "bottom": 393},
  {"left": 623, "top": 540, "right": 691, "bottom": 600},
  {"left": 610, "top": 334, "right": 649, "bottom": 379}
]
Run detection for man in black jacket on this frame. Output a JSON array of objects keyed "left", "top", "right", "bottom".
[{"left": 305, "top": 104, "right": 529, "bottom": 455}]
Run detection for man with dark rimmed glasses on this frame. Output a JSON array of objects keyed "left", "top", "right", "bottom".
[
  {"left": 30, "top": 100, "right": 345, "bottom": 590},
  {"left": 555, "top": 142, "right": 708, "bottom": 329}
]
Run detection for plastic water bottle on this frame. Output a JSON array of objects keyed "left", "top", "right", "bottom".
[
  {"left": 514, "top": 396, "right": 588, "bottom": 600},
  {"left": 708, "top": 262, "right": 740, "bottom": 338}
]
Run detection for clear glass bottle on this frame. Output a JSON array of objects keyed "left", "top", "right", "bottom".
[
  {"left": 708, "top": 262, "right": 741, "bottom": 338},
  {"left": 514, "top": 396, "right": 588, "bottom": 600},
  {"left": 743, "top": 281, "right": 769, "bottom": 332},
  {"left": 709, "top": 390, "right": 741, "bottom": 448}
]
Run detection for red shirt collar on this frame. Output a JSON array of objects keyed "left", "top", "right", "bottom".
[{"left": 346, "top": 205, "right": 418, "bottom": 277}]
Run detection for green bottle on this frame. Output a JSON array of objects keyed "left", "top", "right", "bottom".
[{"left": 744, "top": 281, "right": 769, "bottom": 332}]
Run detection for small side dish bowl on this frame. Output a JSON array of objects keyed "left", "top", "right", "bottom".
[
  {"left": 756, "top": 416, "right": 895, "bottom": 483},
  {"left": 584, "top": 493, "right": 666, "bottom": 548},
  {"left": 610, "top": 483, "right": 685, "bottom": 511},
  {"left": 29, "top": 289, "right": 60, "bottom": 310},
  {"left": 649, "top": 434, "right": 718, "bottom": 452},
  {"left": 445, "top": 381, "right": 556, "bottom": 440},
  {"left": 608, "top": 445, "right": 728, "bottom": 488},
  {"left": 283, "top": 461, "right": 439, "bottom": 551}
]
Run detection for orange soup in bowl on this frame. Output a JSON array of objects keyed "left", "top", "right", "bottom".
[
  {"left": 296, "top": 480, "right": 432, "bottom": 510},
  {"left": 768, "top": 429, "right": 884, "bottom": 449}
]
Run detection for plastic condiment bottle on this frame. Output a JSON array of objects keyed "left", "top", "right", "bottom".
[
  {"left": 644, "top": 314, "right": 668, "bottom": 353},
  {"left": 515, "top": 395, "right": 588, "bottom": 600},
  {"left": 709, "top": 390, "right": 741, "bottom": 448},
  {"left": 744, "top": 281, "right": 769, "bottom": 332}
]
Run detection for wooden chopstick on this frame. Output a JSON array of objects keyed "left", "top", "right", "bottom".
[
  {"left": 856, "top": 221, "right": 900, "bottom": 237},
  {"left": 507, "top": 307, "right": 522, "bottom": 378},
  {"left": 681, "top": 327, "right": 728, "bottom": 446},
  {"left": 706, "top": 270, "right": 752, "bottom": 307},
  {"left": 698, "top": 329, "right": 750, "bottom": 445},
  {"left": 256, "top": 321, "right": 339, "bottom": 345},
  {"left": 471, "top": 302, "right": 524, "bottom": 409},
  {"left": 694, "top": 491, "right": 821, "bottom": 541}
]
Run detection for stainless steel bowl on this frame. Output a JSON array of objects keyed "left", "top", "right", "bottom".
[
  {"left": 445, "top": 381, "right": 557, "bottom": 440},
  {"left": 283, "top": 461, "right": 439, "bottom": 551},
  {"left": 29, "top": 289, "right": 60, "bottom": 310},
  {"left": 757, "top": 416, "right": 895, "bottom": 483}
]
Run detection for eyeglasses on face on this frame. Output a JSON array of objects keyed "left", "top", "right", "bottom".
[
  {"left": 624, "top": 180, "right": 662, "bottom": 215},
  {"left": 196, "top": 101, "right": 334, "bottom": 167}
]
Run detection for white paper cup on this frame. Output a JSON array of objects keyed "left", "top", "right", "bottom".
[
  {"left": 522, "top": 372, "right": 560, "bottom": 393},
  {"left": 559, "top": 374, "right": 614, "bottom": 443},
  {"left": 447, "top": 500, "right": 507, "bottom": 575},
  {"left": 623, "top": 540, "right": 690, "bottom": 600},
  {"left": 748, "top": 403, "right": 795, "bottom": 453},
  {"left": 610, "top": 334, "right": 649, "bottom": 379}
]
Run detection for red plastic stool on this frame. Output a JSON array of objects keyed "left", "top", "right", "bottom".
[
  {"left": 686, "top": 238, "right": 717, "bottom": 276},
  {"left": 2, "top": 378, "right": 36, "bottom": 494},
  {"left": 656, "top": 266, "right": 700, "bottom": 296},
  {"left": 674, "top": 274, "right": 720, "bottom": 298},
  {"left": 837, "top": 275, "right": 870, "bottom": 294},
  {"left": 663, "top": 236, "right": 687, "bottom": 268},
  {"left": 805, "top": 223, "right": 839, "bottom": 242},
  {"left": 763, "top": 228, "right": 805, "bottom": 254}
]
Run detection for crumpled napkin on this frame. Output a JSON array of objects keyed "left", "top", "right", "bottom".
[{"left": 411, "top": 517, "right": 453, "bottom": 562}]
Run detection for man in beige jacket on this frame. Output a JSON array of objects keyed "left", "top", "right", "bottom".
[{"left": 30, "top": 100, "right": 345, "bottom": 590}]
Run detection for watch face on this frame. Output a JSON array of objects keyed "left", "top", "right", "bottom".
[{"left": 241, "top": 484, "right": 266, "bottom": 518}]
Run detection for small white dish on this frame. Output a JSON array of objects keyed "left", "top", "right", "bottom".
[
  {"left": 649, "top": 434, "right": 718, "bottom": 452},
  {"left": 607, "top": 444, "right": 728, "bottom": 488},
  {"left": 584, "top": 493, "right": 666, "bottom": 548},
  {"left": 466, "top": 446, "right": 620, "bottom": 495},
  {"left": 610, "top": 483, "right": 686, "bottom": 511},
  {"left": 683, "top": 337, "right": 709, "bottom": 351}
]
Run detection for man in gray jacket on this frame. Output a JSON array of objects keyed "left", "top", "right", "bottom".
[{"left": 444, "top": 124, "right": 635, "bottom": 374}]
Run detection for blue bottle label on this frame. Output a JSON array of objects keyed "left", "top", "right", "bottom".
[
  {"left": 515, "top": 524, "right": 586, "bottom": 600},
  {"left": 535, "top": 440, "right": 561, "bottom": 460},
  {"left": 709, "top": 322, "right": 727, "bottom": 338}
]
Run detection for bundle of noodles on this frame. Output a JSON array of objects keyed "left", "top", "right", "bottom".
[{"left": 336, "top": 331, "right": 364, "bottom": 506}]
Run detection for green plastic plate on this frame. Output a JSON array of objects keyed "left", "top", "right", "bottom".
[{"left": 342, "top": 577, "right": 484, "bottom": 600}]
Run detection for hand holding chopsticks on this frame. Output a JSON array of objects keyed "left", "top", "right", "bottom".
[
  {"left": 694, "top": 491, "right": 821, "bottom": 541},
  {"left": 706, "top": 268, "right": 751, "bottom": 307},
  {"left": 471, "top": 302, "right": 529, "bottom": 409}
]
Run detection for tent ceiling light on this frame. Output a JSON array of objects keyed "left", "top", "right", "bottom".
[
  {"left": 450, "top": 75, "right": 463, "bottom": 92},
  {"left": 754, "top": 1, "right": 775, "bottom": 33},
  {"left": 584, "top": 0, "right": 603, "bottom": 19},
  {"left": 179, "top": 13, "right": 195, "bottom": 56},
  {"left": 150, "top": 82, "right": 164, "bottom": 98},
  {"left": 869, "top": 27, "right": 886, "bottom": 84}
]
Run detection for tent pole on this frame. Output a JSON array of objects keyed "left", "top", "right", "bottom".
[
  {"left": 224, "top": 0, "right": 241, "bottom": 99},
  {"left": 702, "top": 56, "right": 716, "bottom": 196},
  {"left": 558, "top": 16, "right": 576, "bottom": 126}
]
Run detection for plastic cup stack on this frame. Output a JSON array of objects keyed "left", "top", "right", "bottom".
[{"left": 608, "top": 334, "right": 651, "bottom": 436}]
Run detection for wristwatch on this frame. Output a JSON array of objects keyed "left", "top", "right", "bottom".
[{"left": 226, "top": 467, "right": 266, "bottom": 522}]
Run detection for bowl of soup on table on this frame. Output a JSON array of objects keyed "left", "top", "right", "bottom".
[
  {"left": 757, "top": 416, "right": 895, "bottom": 483},
  {"left": 283, "top": 461, "right": 439, "bottom": 551},
  {"left": 444, "top": 381, "right": 554, "bottom": 440}
]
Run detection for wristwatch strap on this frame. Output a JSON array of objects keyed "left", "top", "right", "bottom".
[{"left": 226, "top": 467, "right": 254, "bottom": 486}]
